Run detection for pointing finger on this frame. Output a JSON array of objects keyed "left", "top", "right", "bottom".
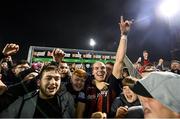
[{"left": 121, "top": 16, "right": 124, "bottom": 23}]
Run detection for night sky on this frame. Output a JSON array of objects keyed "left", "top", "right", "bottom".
[{"left": 0, "top": 0, "right": 179, "bottom": 62}]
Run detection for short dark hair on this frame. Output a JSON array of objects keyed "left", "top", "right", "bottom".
[
  {"left": 105, "top": 61, "right": 114, "bottom": 66},
  {"left": 38, "top": 64, "right": 60, "bottom": 80},
  {"left": 123, "top": 67, "right": 130, "bottom": 76},
  {"left": 13, "top": 60, "right": 30, "bottom": 67},
  {"left": 122, "top": 77, "right": 136, "bottom": 88}
]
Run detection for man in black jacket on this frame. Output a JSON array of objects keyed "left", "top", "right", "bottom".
[{"left": 0, "top": 64, "right": 75, "bottom": 118}]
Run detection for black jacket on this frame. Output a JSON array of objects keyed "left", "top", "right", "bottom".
[
  {"left": 110, "top": 93, "right": 141, "bottom": 117},
  {"left": 0, "top": 87, "right": 75, "bottom": 118}
]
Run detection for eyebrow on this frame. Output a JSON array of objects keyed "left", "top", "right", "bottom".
[
  {"left": 75, "top": 77, "right": 86, "bottom": 81},
  {"left": 46, "top": 75, "right": 60, "bottom": 78}
]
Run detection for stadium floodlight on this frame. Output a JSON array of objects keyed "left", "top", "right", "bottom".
[
  {"left": 89, "top": 38, "right": 96, "bottom": 48},
  {"left": 158, "top": 0, "right": 180, "bottom": 18}
]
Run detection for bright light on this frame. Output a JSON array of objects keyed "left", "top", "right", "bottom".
[
  {"left": 89, "top": 38, "right": 96, "bottom": 47},
  {"left": 158, "top": 0, "right": 180, "bottom": 18}
]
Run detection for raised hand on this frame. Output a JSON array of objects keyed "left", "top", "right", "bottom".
[
  {"left": 158, "top": 58, "right": 164, "bottom": 66},
  {"left": 137, "top": 57, "right": 142, "bottom": 63},
  {"left": 119, "top": 16, "right": 133, "bottom": 36},
  {"left": 52, "top": 48, "right": 65, "bottom": 62},
  {"left": 2, "top": 43, "right": 19, "bottom": 56}
]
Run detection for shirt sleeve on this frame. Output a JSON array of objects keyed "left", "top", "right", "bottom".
[{"left": 107, "top": 74, "right": 122, "bottom": 95}]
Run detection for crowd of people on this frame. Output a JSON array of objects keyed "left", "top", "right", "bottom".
[{"left": 0, "top": 16, "right": 180, "bottom": 118}]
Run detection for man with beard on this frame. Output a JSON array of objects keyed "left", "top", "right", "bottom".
[
  {"left": 0, "top": 64, "right": 75, "bottom": 118},
  {"left": 51, "top": 50, "right": 88, "bottom": 117},
  {"left": 84, "top": 16, "right": 133, "bottom": 117},
  {"left": 51, "top": 48, "right": 71, "bottom": 85},
  {"left": 59, "top": 62, "right": 71, "bottom": 84}
]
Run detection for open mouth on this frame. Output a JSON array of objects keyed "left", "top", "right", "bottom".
[
  {"left": 48, "top": 86, "right": 56, "bottom": 92},
  {"left": 97, "top": 75, "right": 104, "bottom": 78},
  {"left": 96, "top": 72, "right": 105, "bottom": 77},
  {"left": 127, "top": 95, "right": 133, "bottom": 99}
]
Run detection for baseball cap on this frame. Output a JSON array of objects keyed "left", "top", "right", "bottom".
[{"left": 131, "top": 71, "right": 180, "bottom": 113}]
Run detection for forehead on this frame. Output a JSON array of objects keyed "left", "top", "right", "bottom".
[
  {"left": 93, "top": 62, "right": 105, "bottom": 67},
  {"left": 1, "top": 62, "right": 7, "bottom": 65},
  {"left": 72, "top": 74, "right": 86, "bottom": 81},
  {"left": 42, "top": 70, "right": 60, "bottom": 77},
  {"left": 17, "top": 63, "right": 29, "bottom": 66},
  {"left": 123, "top": 85, "right": 130, "bottom": 89},
  {"left": 16, "top": 63, "right": 30, "bottom": 68},
  {"left": 143, "top": 52, "right": 148, "bottom": 55},
  {"left": 60, "top": 63, "right": 68, "bottom": 67},
  {"left": 171, "top": 62, "right": 179, "bottom": 65}
]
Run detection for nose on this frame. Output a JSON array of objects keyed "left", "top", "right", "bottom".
[
  {"left": 126, "top": 90, "right": 131, "bottom": 94},
  {"left": 77, "top": 79, "right": 83, "bottom": 85},
  {"left": 49, "top": 78, "right": 56, "bottom": 84}
]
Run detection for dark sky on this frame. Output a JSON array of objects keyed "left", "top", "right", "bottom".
[{"left": 0, "top": 0, "right": 179, "bottom": 62}]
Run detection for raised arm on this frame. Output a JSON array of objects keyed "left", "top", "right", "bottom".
[
  {"left": 112, "top": 16, "right": 132, "bottom": 79},
  {"left": 2, "top": 43, "right": 19, "bottom": 56},
  {"left": 52, "top": 48, "right": 65, "bottom": 64},
  {"left": 0, "top": 43, "right": 19, "bottom": 60}
]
